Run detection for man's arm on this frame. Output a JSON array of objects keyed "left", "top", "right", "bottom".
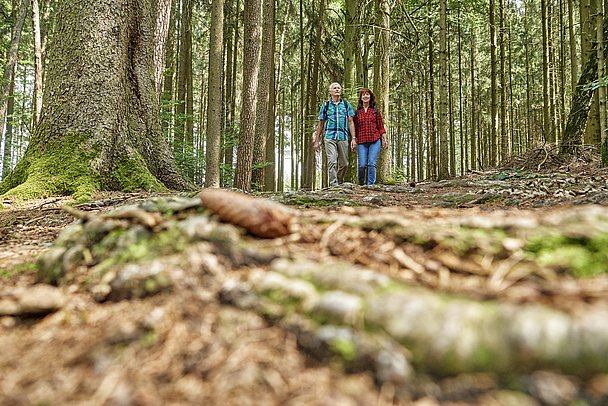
[
  {"left": 348, "top": 116, "right": 356, "bottom": 140},
  {"left": 313, "top": 120, "right": 324, "bottom": 151}
]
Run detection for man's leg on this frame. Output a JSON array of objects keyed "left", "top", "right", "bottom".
[
  {"left": 324, "top": 138, "right": 339, "bottom": 186},
  {"left": 336, "top": 140, "right": 349, "bottom": 184}
]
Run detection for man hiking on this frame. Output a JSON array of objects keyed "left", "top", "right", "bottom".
[{"left": 313, "top": 82, "right": 356, "bottom": 187}]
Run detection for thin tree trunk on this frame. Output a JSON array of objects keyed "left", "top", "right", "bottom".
[
  {"left": 568, "top": 0, "right": 578, "bottom": 93},
  {"left": 252, "top": 0, "right": 274, "bottom": 189},
  {"left": 490, "top": 0, "right": 498, "bottom": 165},
  {"left": 499, "top": 0, "right": 508, "bottom": 159},
  {"left": 302, "top": 0, "right": 324, "bottom": 190},
  {"left": 154, "top": 0, "right": 172, "bottom": 100},
  {"left": 161, "top": 0, "right": 177, "bottom": 139},
  {"left": 205, "top": 0, "right": 224, "bottom": 187},
  {"left": 598, "top": 0, "right": 608, "bottom": 164},
  {"left": 470, "top": 26, "right": 477, "bottom": 171},
  {"left": 31, "top": 0, "right": 43, "bottom": 125},
  {"left": 344, "top": 0, "right": 357, "bottom": 94},
  {"left": 428, "top": 17, "right": 437, "bottom": 179},
  {"left": 1, "top": 65, "right": 17, "bottom": 179},
  {"left": 376, "top": 0, "right": 391, "bottom": 182},
  {"left": 234, "top": 0, "right": 262, "bottom": 191},
  {"left": 0, "top": 0, "right": 31, "bottom": 142},
  {"left": 174, "top": 0, "right": 192, "bottom": 160},
  {"left": 437, "top": 0, "right": 449, "bottom": 180}
]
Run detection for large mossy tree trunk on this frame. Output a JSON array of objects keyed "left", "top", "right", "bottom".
[
  {"left": 0, "top": 0, "right": 189, "bottom": 201},
  {"left": 560, "top": 16, "right": 608, "bottom": 155}
]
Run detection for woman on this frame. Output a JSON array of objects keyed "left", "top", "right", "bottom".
[{"left": 351, "top": 88, "right": 388, "bottom": 186}]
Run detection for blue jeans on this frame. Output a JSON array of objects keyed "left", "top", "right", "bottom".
[{"left": 357, "top": 139, "right": 381, "bottom": 185}]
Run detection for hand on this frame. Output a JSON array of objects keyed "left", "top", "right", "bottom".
[
  {"left": 350, "top": 138, "right": 357, "bottom": 152},
  {"left": 382, "top": 137, "right": 388, "bottom": 149},
  {"left": 313, "top": 139, "right": 320, "bottom": 151}
]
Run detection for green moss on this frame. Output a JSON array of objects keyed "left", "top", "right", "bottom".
[
  {"left": 0, "top": 133, "right": 100, "bottom": 201},
  {"left": 92, "top": 226, "right": 189, "bottom": 275},
  {"left": 0, "top": 261, "right": 38, "bottom": 278},
  {"left": 139, "top": 331, "right": 158, "bottom": 347},
  {"left": 1, "top": 133, "right": 170, "bottom": 201},
  {"left": 525, "top": 233, "right": 608, "bottom": 277},
  {"left": 330, "top": 337, "right": 357, "bottom": 361},
  {"left": 110, "top": 155, "right": 166, "bottom": 193}
]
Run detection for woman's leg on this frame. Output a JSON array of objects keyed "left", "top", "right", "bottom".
[
  {"left": 357, "top": 143, "right": 369, "bottom": 185},
  {"left": 367, "top": 139, "right": 382, "bottom": 185}
]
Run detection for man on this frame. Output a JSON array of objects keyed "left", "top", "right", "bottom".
[{"left": 313, "top": 82, "right": 356, "bottom": 187}]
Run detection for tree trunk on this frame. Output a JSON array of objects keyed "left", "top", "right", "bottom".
[
  {"left": 205, "top": 0, "right": 224, "bottom": 188},
  {"left": 561, "top": 17, "right": 608, "bottom": 154},
  {"left": 585, "top": 0, "right": 600, "bottom": 145},
  {"left": 302, "top": 0, "right": 324, "bottom": 190},
  {"left": 376, "top": 0, "right": 391, "bottom": 183},
  {"left": 234, "top": 0, "right": 262, "bottom": 191},
  {"left": 437, "top": 0, "right": 449, "bottom": 180},
  {"left": 160, "top": 0, "right": 177, "bottom": 138},
  {"left": 0, "top": 0, "right": 189, "bottom": 200},
  {"left": 489, "top": 0, "right": 498, "bottom": 165},
  {"left": 499, "top": 0, "right": 508, "bottom": 159},
  {"left": 470, "top": 26, "right": 477, "bottom": 171},
  {"left": 252, "top": 0, "right": 274, "bottom": 189},
  {"left": 174, "top": 0, "right": 192, "bottom": 169},
  {"left": 598, "top": 1, "right": 608, "bottom": 165},
  {"left": 1, "top": 65, "right": 17, "bottom": 179},
  {"left": 568, "top": 0, "right": 578, "bottom": 93},
  {"left": 31, "top": 0, "right": 43, "bottom": 126},
  {"left": 344, "top": 0, "right": 357, "bottom": 96},
  {"left": 0, "top": 0, "right": 31, "bottom": 143},
  {"left": 154, "top": 0, "right": 172, "bottom": 101}
]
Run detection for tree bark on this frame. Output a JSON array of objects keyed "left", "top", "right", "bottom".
[
  {"left": 0, "top": 0, "right": 189, "bottom": 199},
  {"left": 234, "top": 0, "right": 262, "bottom": 191},
  {"left": 376, "top": 0, "right": 391, "bottom": 183},
  {"left": 0, "top": 0, "right": 31, "bottom": 145},
  {"left": 561, "top": 17, "right": 608, "bottom": 154},
  {"left": 489, "top": 0, "right": 498, "bottom": 165},
  {"left": 154, "top": 0, "right": 172, "bottom": 101},
  {"left": 31, "top": 0, "right": 43, "bottom": 126},
  {"left": 437, "top": 0, "right": 449, "bottom": 180},
  {"left": 205, "top": 0, "right": 224, "bottom": 188},
  {"left": 252, "top": 0, "right": 274, "bottom": 189},
  {"left": 1, "top": 65, "right": 17, "bottom": 180}
]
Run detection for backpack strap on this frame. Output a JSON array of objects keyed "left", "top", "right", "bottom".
[{"left": 321, "top": 101, "right": 329, "bottom": 121}]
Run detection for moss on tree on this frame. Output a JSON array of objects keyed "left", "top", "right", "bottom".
[{"left": 0, "top": 133, "right": 167, "bottom": 202}]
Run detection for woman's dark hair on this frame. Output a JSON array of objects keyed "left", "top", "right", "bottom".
[{"left": 357, "top": 88, "right": 377, "bottom": 110}]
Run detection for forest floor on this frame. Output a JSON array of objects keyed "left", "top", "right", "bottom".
[{"left": 2, "top": 147, "right": 608, "bottom": 405}]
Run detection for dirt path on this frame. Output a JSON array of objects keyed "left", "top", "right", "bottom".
[{"left": 2, "top": 168, "right": 608, "bottom": 405}]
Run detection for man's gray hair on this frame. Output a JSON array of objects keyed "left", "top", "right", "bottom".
[{"left": 328, "top": 82, "right": 342, "bottom": 91}]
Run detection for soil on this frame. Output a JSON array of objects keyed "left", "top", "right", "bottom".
[{"left": 2, "top": 150, "right": 608, "bottom": 405}]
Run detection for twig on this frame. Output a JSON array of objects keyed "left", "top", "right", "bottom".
[{"left": 537, "top": 147, "right": 549, "bottom": 171}]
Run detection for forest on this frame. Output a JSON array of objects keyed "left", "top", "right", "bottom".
[
  {"left": 3, "top": 0, "right": 608, "bottom": 404},
  {"left": 0, "top": 0, "right": 606, "bottom": 195}
]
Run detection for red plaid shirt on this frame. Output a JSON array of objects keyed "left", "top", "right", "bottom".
[{"left": 354, "top": 107, "right": 386, "bottom": 144}]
